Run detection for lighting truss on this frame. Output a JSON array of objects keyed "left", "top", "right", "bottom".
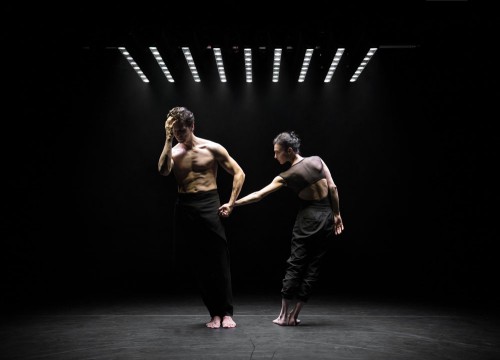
[
  {"left": 213, "top": 48, "right": 227, "bottom": 82},
  {"left": 272, "top": 48, "right": 282, "bottom": 83},
  {"left": 118, "top": 46, "right": 388, "bottom": 85},
  {"left": 182, "top": 47, "right": 200, "bottom": 82},
  {"left": 324, "top": 48, "right": 345, "bottom": 83},
  {"left": 298, "top": 49, "right": 314, "bottom": 82},
  {"left": 118, "top": 47, "right": 149, "bottom": 83},
  {"left": 149, "top": 47, "right": 174, "bottom": 82},
  {"left": 244, "top": 48, "right": 252, "bottom": 83},
  {"left": 350, "top": 48, "right": 378, "bottom": 82}
]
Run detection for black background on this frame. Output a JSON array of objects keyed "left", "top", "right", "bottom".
[{"left": 3, "top": 1, "right": 497, "bottom": 308}]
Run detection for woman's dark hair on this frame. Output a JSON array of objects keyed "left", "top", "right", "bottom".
[
  {"left": 273, "top": 131, "right": 301, "bottom": 154},
  {"left": 168, "top": 106, "right": 195, "bottom": 127}
]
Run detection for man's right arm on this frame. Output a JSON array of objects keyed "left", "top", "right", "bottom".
[{"left": 158, "top": 117, "right": 175, "bottom": 176}]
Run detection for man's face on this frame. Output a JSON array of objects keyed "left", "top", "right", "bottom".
[{"left": 173, "top": 122, "right": 193, "bottom": 143}]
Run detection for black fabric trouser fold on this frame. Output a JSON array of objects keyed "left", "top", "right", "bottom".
[
  {"left": 281, "top": 197, "right": 334, "bottom": 302},
  {"left": 173, "top": 190, "right": 233, "bottom": 317}
]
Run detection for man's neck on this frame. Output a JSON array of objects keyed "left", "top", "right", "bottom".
[{"left": 182, "top": 135, "right": 197, "bottom": 149}]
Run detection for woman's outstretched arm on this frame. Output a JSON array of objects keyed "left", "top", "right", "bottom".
[{"left": 218, "top": 176, "right": 285, "bottom": 216}]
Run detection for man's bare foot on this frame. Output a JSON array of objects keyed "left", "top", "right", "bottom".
[
  {"left": 288, "top": 318, "right": 301, "bottom": 326},
  {"left": 206, "top": 316, "right": 221, "bottom": 328},
  {"left": 222, "top": 316, "right": 236, "bottom": 328}
]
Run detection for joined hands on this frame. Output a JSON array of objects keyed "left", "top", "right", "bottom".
[{"left": 218, "top": 203, "right": 233, "bottom": 218}]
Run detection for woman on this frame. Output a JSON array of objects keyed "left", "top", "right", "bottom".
[{"left": 219, "top": 131, "right": 344, "bottom": 326}]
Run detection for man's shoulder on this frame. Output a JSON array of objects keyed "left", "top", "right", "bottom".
[{"left": 198, "top": 137, "right": 223, "bottom": 150}]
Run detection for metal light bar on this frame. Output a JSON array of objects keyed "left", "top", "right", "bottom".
[
  {"left": 298, "top": 49, "right": 314, "bottom": 82},
  {"left": 244, "top": 48, "right": 252, "bottom": 83},
  {"left": 181, "top": 47, "right": 200, "bottom": 82},
  {"left": 350, "top": 47, "right": 378, "bottom": 83},
  {"left": 118, "top": 47, "right": 149, "bottom": 83},
  {"left": 213, "top": 48, "right": 227, "bottom": 82},
  {"left": 272, "top": 48, "right": 282, "bottom": 83},
  {"left": 324, "top": 48, "right": 345, "bottom": 83},
  {"left": 149, "top": 46, "right": 174, "bottom": 83}
]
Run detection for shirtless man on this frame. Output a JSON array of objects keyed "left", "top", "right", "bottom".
[
  {"left": 219, "top": 131, "right": 343, "bottom": 326},
  {"left": 158, "top": 106, "right": 245, "bottom": 328}
]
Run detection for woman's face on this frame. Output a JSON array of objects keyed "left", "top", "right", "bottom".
[{"left": 274, "top": 144, "right": 290, "bottom": 165}]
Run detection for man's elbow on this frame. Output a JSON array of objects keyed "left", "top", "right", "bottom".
[
  {"left": 158, "top": 164, "right": 171, "bottom": 176},
  {"left": 236, "top": 169, "right": 246, "bottom": 182}
]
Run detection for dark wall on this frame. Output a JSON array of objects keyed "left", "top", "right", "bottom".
[{"left": 3, "top": 12, "right": 496, "bottom": 306}]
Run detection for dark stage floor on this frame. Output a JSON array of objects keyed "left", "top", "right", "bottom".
[{"left": 1, "top": 293, "right": 499, "bottom": 359}]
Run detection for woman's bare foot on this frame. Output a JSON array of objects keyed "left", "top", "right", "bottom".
[
  {"left": 273, "top": 316, "right": 300, "bottom": 326},
  {"left": 287, "top": 301, "right": 304, "bottom": 326},
  {"left": 222, "top": 316, "right": 236, "bottom": 328},
  {"left": 273, "top": 298, "right": 291, "bottom": 325},
  {"left": 206, "top": 316, "right": 221, "bottom": 328},
  {"left": 272, "top": 315, "right": 289, "bottom": 326}
]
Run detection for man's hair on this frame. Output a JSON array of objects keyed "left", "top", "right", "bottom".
[
  {"left": 273, "top": 131, "right": 301, "bottom": 154},
  {"left": 168, "top": 106, "right": 195, "bottom": 127}
]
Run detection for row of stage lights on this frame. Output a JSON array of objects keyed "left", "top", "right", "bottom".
[{"left": 118, "top": 46, "right": 378, "bottom": 84}]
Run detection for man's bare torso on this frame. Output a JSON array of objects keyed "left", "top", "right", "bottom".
[{"left": 172, "top": 139, "right": 218, "bottom": 193}]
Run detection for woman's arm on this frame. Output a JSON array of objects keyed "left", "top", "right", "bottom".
[
  {"left": 218, "top": 176, "right": 285, "bottom": 216},
  {"left": 322, "top": 159, "right": 344, "bottom": 235},
  {"left": 236, "top": 176, "right": 285, "bottom": 206}
]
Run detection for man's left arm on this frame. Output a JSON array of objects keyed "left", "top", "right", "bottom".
[{"left": 213, "top": 144, "right": 246, "bottom": 216}]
